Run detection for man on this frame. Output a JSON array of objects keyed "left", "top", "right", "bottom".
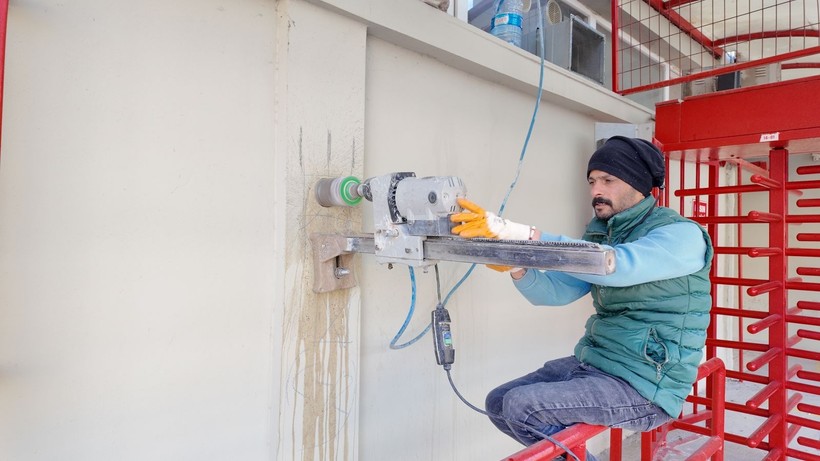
[{"left": 450, "top": 136, "right": 713, "bottom": 457}]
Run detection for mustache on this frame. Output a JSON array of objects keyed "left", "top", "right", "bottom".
[{"left": 592, "top": 197, "right": 613, "bottom": 207}]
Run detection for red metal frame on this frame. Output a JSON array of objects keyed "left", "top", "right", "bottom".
[
  {"left": 503, "top": 424, "right": 608, "bottom": 461},
  {"left": 655, "top": 77, "right": 820, "bottom": 461},
  {"left": 501, "top": 359, "right": 727, "bottom": 461},
  {"left": 644, "top": 0, "right": 724, "bottom": 59},
  {"left": 618, "top": 47, "right": 820, "bottom": 96},
  {"left": 655, "top": 76, "right": 820, "bottom": 157},
  {"left": 639, "top": 358, "right": 727, "bottom": 461},
  {"left": 612, "top": 0, "right": 820, "bottom": 96}
]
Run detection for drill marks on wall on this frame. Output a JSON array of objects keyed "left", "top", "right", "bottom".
[
  {"left": 276, "top": 2, "right": 366, "bottom": 459},
  {"left": 327, "top": 130, "right": 332, "bottom": 172},
  {"left": 298, "top": 126, "right": 304, "bottom": 170},
  {"left": 283, "top": 124, "right": 362, "bottom": 460}
]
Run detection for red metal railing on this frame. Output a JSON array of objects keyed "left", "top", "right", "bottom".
[
  {"left": 656, "top": 78, "right": 820, "bottom": 461},
  {"left": 639, "top": 358, "right": 727, "bottom": 461},
  {"left": 501, "top": 358, "right": 727, "bottom": 461},
  {"left": 612, "top": 0, "right": 820, "bottom": 96},
  {"left": 503, "top": 424, "right": 608, "bottom": 461}
]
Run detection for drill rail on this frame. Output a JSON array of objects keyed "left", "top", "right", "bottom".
[{"left": 312, "top": 233, "right": 615, "bottom": 293}]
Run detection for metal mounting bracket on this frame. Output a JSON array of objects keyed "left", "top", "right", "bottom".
[
  {"left": 310, "top": 232, "right": 616, "bottom": 293},
  {"left": 310, "top": 233, "right": 358, "bottom": 293}
]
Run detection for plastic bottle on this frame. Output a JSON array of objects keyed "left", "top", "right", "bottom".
[{"left": 490, "top": 0, "right": 530, "bottom": 48}]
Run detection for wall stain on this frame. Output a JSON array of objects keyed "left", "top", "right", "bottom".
[
  {"left": 326, "top": 130, "right": 332, "bottom": 171},
  {"left": 284, "top": 128, "right": 361, "bottom": 460},
  {"left": 350, "top": 140, "right": 355, "bottom": 174},
  {"left": 298, "top": 126, "right": 304, "bottom": 169}
]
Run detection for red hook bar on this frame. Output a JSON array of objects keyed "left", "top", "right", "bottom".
[
  {"left": 796, "top": 199, "right": 820, "bottom": 208},
  {"left": 708, "top": 338, "right": 768, "bottom": 352},
  {"left": 796, "top": 369, "right": 820, "bottom": 382},
  {"left": 797, "top": 328, "right": 820, "bottom": 341},
  {"left": 712, "top": 246, "right": 782, "bottom": 257},
  {"left": 798, "top": 436, "right": 820, "bottom": 451},
  {"left": 712, "top": 276, "right": 766, "bottom": 287},
  {"left": 797, "top": 267, "right": 820, "bottom": 276},
  {"left": 796, "top": 301, "right": 820, "bottom": 311},
  {"left": 788, "top": 248, "right": 820, "bottom": 258},
  {"left": 674, "top": 184, "right": 765, "bottom": 197},
  {"left": 748, "top": 280, "right": 782, "bottom": 296},
  {"left": 747, "top": 314, "right": 781, "bottom": 334},
  {"left": 683, "top": 436, "right": 723, "bottom": 461},
  {"left": 787, "top": 347, "right": 820, "bottom": 360},
  {"left": 746, "top": 347, "right": 781, "bottom": 372},
  {"left": 749, "top": 247, "right": 783, "bottom": 257},
  {"left": 787, "top": 423, "right": 802, "bottom": 444},
  {"left": 787, "top": 364, "right": 802, "bottom": 380},
  {"left": 788, "top": 312, "right": 820, "bottom": 327},
  {"left": 788, "top": 179, "right": 820, "bottom": 190},
  {"left": 785, "top": 280, "right": 820, "bottom": 292},
  {"left": 746, "top": 381, "right": 780, "bottom": 409},
  {"left": 787, "top": 214, "right": 820, "bottom": 224},
  {"left": 796, "top": 165, "right": 820, "bottom": 175},
  {"left": 797, "top": 402, "right": 820, "bottom": 417},
  {"left": 748, "top": 211, "right": 783, "bottom": 222},
  {"left": 747, "top": 414, "right": 783, "bottom": 448},
  {"left": 750, "top": 174, "right": 782, "bottom": 189},
  {"left": 787, "top": 393, "right": 802, "bottom": 414}
]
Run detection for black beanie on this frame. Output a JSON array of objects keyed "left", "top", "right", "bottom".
[{"left": 587, "top": 136, "right": 665, "bottom": 196}]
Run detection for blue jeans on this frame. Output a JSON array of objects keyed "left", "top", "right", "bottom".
[{"left": 485, "top": 356, "right": 671, "bottom": 460}]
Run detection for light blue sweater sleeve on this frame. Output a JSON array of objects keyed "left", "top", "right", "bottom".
[{"left": 512, "top": 222, "right": 708, "bottom": 305}]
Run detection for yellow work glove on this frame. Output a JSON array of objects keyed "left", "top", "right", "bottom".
[
  {"left": 450, "top": 198, "right": 532, "bottom": 240},
  {"left": 486, "top": 264, "right": 514, "bottom": 272},
  {"left": 487, "top": 265, "right": 529, "bottom": 282}
]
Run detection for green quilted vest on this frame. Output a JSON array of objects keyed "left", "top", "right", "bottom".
[{"left": 574, "top": 196, "right": 713, "bottom": 417}]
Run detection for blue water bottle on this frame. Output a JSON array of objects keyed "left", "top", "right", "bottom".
[{"left": 490, "top": 0, "right": 531, "bottom": 48}]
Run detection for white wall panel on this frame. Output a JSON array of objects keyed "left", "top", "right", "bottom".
[{"left": 0, "top": 1, "right": 278, "bottom": 460}]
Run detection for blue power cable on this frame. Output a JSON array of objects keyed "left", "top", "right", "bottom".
[
  {"left": 389, "top": 7, "right": 581, "bottom": 459},
  {"left": 389, "top": 266, "right": 431, "bottom": 349},
  {"left": 443, "top": 0, "right": 548, "bottom": 303},
  {"left": 390, "top": 0, "right": 547, "bottom": 348}
]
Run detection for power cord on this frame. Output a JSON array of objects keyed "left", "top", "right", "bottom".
[
  {"left": 438, "top": 0, "right": 550, "bottom": 305},
  {"left": 389, "top": 3, "right": 579, "bottom": 458},
  {"left": 389, "top": 266, "right": 431, "bottom": 349},
  {"left": 435, "top": 262, "right": 581, "bottom": 461}
]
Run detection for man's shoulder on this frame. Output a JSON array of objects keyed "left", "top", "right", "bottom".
[{"left": 652, "top": 206, "right": 695, "bottom": 225}]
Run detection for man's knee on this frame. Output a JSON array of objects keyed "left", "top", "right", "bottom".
[{"left": 485, "top": 386, "right": 505, "bottom": 416}]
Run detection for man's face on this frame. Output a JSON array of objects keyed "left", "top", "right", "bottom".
[{"left": 587, "top": 170, "right": 645, "bottom": 220}]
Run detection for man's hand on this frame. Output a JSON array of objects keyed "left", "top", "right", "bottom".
[{"left": 450, "top": 198, "right": 531, "bottom": 240}]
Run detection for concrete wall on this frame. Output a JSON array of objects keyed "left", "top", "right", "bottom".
[
  {"left": 0, "top": 1, "right": 279, "bottom": 460},
  {"left": 0, "top": 0, "right": 654, "bottom": 460}
]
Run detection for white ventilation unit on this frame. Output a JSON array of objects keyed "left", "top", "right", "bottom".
[{"left": 741, "top": 63, "right": 782, "bottom": 88}]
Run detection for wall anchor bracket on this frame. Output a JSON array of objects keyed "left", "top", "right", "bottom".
[{"left": 311, "top": 233, "right": 359, "bottom": 293}]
